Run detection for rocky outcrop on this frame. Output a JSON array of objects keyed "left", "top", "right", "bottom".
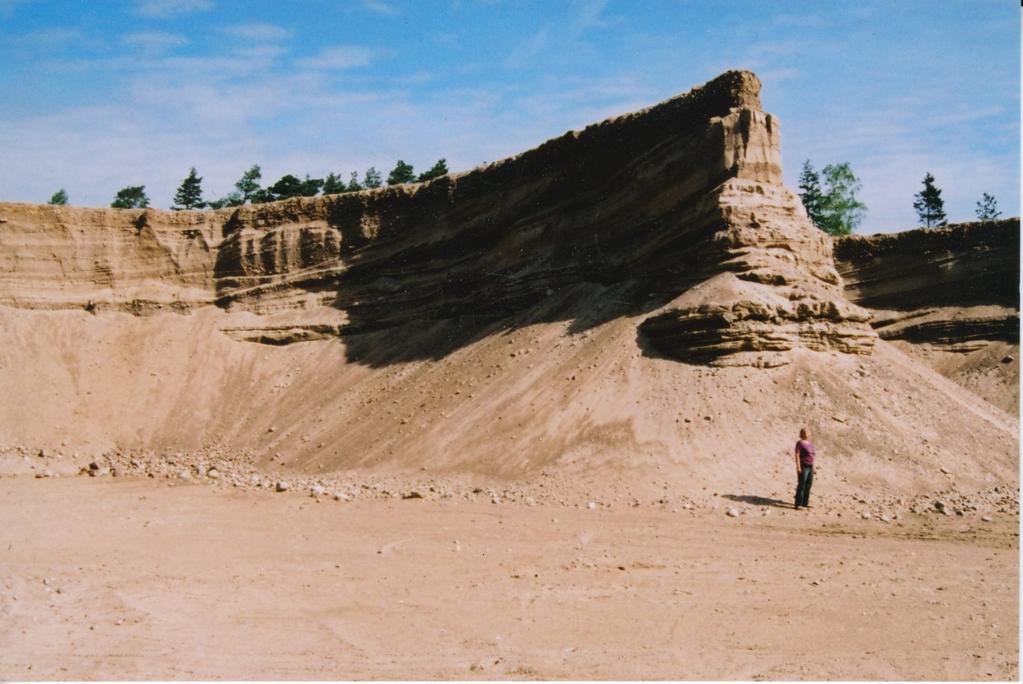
[
  {"left": 835, "top": 220, "right": 1019, "bottom": 413},
  {"left": 835, "top": 220, "right": 1019, "bottom": 350},
  {"left": 0, "top": 70, "right": 876, "bottom": 366}
]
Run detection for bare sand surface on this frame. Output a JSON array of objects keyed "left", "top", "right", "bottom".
[{"left": 0, "top": 474, "right": 1016, "bottom": 681}]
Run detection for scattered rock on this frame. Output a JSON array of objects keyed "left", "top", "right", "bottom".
[
  {"left": 275, "top": 481, "right": 290, "bottom": 492},
  {"left": 1001, "top": 355, "right": 1013, "bottom": 364},
  {"left": 310, "top": 484, "right": 326, "bottom": 497},
  {"left": 981, "top": 515, "right": 993, "bottom": 522},
  {"left": 177, "top": 469, "right": 192, "bottom": 481},
  {"left": 206, "top": 468, "right": 220, "bottom": 479},
  {"left": 726, "top": 507, "right": 740, "bottom": 517},
  {"left": 860, "top": 511, "right": 872, "bottom": 520},
  {"left": 402, "top": 491, "right": 423, "bottom": 500},
  {"left": 933, "top": 500, "right": 946, "bottom": 512},
  {"left": 586, "top": 501, "right": 598, "bottom": 510}
]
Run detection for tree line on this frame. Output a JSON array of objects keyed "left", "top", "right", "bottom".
[
  {"left": 797, "top": 161, "right": 1001, "bottom": 235},
  {"left": 47, "top": 158, "right": 450, "bottom": 210},
  {"left": 48, "top": 158, "right": 1004, "bottom": 230}
]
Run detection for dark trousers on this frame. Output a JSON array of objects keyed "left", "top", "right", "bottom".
[{"left": 795, "top": 465, "right": 814, "bottom": 508}]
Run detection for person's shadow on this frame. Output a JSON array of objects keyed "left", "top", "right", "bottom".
[{"left": 722, "top": 494, "right": 794, "bottom": 509}]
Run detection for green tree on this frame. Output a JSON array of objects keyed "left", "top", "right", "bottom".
[
  {"left": 235, "top": 165, "right": 262, "bottom": 203},
  {"left": 323, "top": 172, "right": 346, "bottom": 195},
  {"left": 173, "top": 167, "right": 205, "bottom": 210},
  {"left": 797, "top": 160, "right": 824, "bottom": 228},
  {"left": 386, "top": 160, "right": 415, "bottom": 185},
  {"left": 299, "top": 175, "right": 323, "bottom": 197},
  {"left": 346, "top": 171, "right": 363, "bottom": 192},
  {"left": 111, "top": 185, "right": 150, "bottom": 209},
  {"left": 417, "top": 158, "right": 449, "bottom": 182},
  {"left": 364, "top": 167, "right": 382, "bottom": 188},
  {"left": 266, "top": 174, "right": 304, "bottom": 201},
  {"left": 913, "top": 172, "right": 947, "bottom": 227},
  {"left": 817, "top": 163, "right": 867, "bottom": 236},
  {"left": 975, "top": 192, "right": 1001, "bottom": 221},
  {"left": 48, "top": 188, "right": 68, "bottom": 205}
]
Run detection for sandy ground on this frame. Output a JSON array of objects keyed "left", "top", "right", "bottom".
[{"left": 0, "top": 474, "right": 1016, "bottom": 681}]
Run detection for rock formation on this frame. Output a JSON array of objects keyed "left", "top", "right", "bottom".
[
  {"left": 0, "top": 70, "right": 876, "bottom": 367},
  {"left": 0, "top": 71, "right": 1016, "bottom": 494},
  {"left": 836, "top": 220, "right": 1019, "bottom": 412}
]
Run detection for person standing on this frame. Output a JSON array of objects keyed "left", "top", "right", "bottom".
[{"left": 794, "top": 427, "right": 816, "bottom": 510}]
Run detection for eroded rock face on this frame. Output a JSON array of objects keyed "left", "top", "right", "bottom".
[
  {"left": 835, "top": 220, "right": 1020, "bottom": 413},
  {"left": 0, "top": 70, "right": 877, "bottom": 366},
  {"left": 835, "top": 220, "right": 1020, "bottom": 350}
]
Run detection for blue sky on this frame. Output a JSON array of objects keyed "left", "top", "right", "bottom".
[{"left": 0, "top": 0, "right": 1018, "bottom": 232}]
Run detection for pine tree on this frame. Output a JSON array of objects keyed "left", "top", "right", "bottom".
[
  {"left": 386, "top": 160, "right": 415, "bottom": 185},
  {"left": 111, "top": 185, "right": 149, "bottom": 209},
  {"left": 913, "top": 173, "right": 947, "bottom": 227},
  {"left": 266, "top": 174, "right": 304, "bottom": 201},
  {"left": 299, "top": 175, "right": 323, "bottom": 197},
  {"left": 346, "top": 171, "right": 363, "bottom": 192},
  {"left": 417, "top": 158, "right": 449, "bottom": 182},
  {"left": 323, "top": 172, "right": 346, "bottom": 195},
  {"left": 172, "top": 167, "right": 205, "bottom": 210},
  {"left": 48, "top": 188, "right": 68, "bottom": 205},
  {"left": 235, "top": 165, "right": 262, "bottom": 203},
  {"left": 364, "top": 167, "right": 382, "bottom": 188},
  {"left": 797, "top": 160, "right": 824, "bottom": 228},
  {"left": 975, "top": 193, "right": 1001, "bottom": 221}
]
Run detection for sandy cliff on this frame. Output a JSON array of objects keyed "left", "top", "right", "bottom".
[
  {"left": 0, "top": 71, "right": 1015, "bottom": 498},
  {"left": 836, "top": 221, "right": 1019, "bottom": 413}
]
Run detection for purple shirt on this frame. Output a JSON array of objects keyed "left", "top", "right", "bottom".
[{"left": 796, "top": 440, "right": 816, "bottom": 467}]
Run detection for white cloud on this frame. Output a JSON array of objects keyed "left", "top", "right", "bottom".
[
  {"left": 122, "top": 31, "right": 188, "bottom": 54},
  {"left": 503, "top": 26, "right": 551, "bottom": 69},
  {"left": 221, "top": 22, "right": 292, "bottom": 42},
  {"left": 297, "top": 46, "right": 376, "bottom": 70},
  {"left": 361, "top": 0, "right": 398, "bottom": 16},
  {"left": 133, "top": 0, "right": 213, "bottom": 18}
]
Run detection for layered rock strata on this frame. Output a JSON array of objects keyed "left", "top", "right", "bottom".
[
  {"left": 835, "top": 220, "right": 1019, "bottom": 351},
  {"left": 0, "top": 70, "right": 876, "bottom": 366}
]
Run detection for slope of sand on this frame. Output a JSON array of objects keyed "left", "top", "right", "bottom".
[
  {"left": 0, "top": 293, "right": 1016, "bottom": 503},
  {"left": 0, "top": 475, "right": 1016, "bottom": 680}
]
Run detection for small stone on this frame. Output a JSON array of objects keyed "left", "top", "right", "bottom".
[
  {"left": 267, "top": 426, "right": 276, "bottom": 433},
  {"left": 981, "top": 515, "right": 993, "bottom": 522},
  {"left": 879, "top": 514, "right": 891, "bottom": 523},
  {"left": 940, "top": 467, "right": 951, "bottom": 475},
  {"left": 861, "top": 511, "right": 872, "bottom": 520},
  {"left": 1000, "top": 355, "right": 1013, "bottom": 364},
  {"left": 206, "top": 468, "right": 220, "bottom": 479},
  {"left": 726, "top": 507, "right": 740, "bottom": 517},
  {"left": 275, "top": 481, "right": 290, "bottom": 492},
  {"left": 177, "top": 470, "right": 192, "bottom": 481},
  {"left": 88, "top": 461, "right": 100, "bottom": 471},
  {"left": 586, "top": 501, "right": 598, "bottom": 510},
  {"left": 933, "top": 500, "right": 946, "bottom": 512},
  {"left": 310, "top": 484, "right": 326, "bottom": 497},
  {"left": 402, "top": 491, "right": 423, "bottom": 500}
]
